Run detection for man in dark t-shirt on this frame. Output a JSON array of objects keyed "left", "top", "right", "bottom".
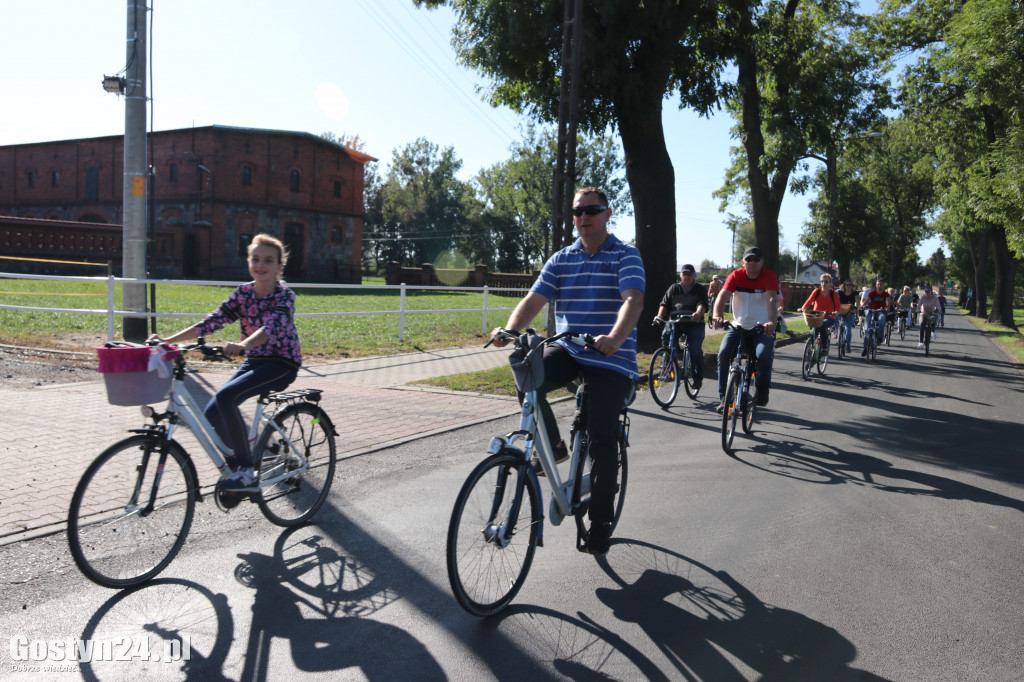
[{"left": 654, "top": 263, "right": 709, "bottom": 388}]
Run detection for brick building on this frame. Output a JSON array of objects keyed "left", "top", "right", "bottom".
[{"left": 0, "top": 125, "right": 374, "bottom": 282}]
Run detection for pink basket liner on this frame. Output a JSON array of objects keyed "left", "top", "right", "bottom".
[{"left": 96, "top": 344, "right": 181, "bottom": 373}]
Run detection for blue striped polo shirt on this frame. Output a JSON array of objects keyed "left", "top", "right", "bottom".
[{"left": 531, "top": 233, "right": 646, "bottom": 379}]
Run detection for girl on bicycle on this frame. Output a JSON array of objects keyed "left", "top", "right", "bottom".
[
  {"left": 837, "top": 280, "right": 859, "bottom": 354},
  {"left": 151, "top": 233, "right": 302, "bottom": 490},
  {"left": 798, "top": 274, "right": 840, "bottom": 351}
]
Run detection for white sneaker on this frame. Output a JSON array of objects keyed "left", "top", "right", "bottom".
[
  {"left": 221, "top": 466, "right": 257, "bottom": 491},
  {"left": 932, "top": 332, "right": 937, "bottom": 339},
  {"left": 916, "top": 343, "right": 924, "bottom": 349}
]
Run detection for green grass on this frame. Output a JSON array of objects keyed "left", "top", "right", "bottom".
[
  {"left": 0, "top": 277, "right": 537, "bottom": 356},
  {"left": 959, "top": 305, "right": 1024, "bottom": 365}
]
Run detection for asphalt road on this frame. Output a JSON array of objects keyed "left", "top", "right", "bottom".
[{"left": 1, "top": 310, "right": 1022, "bottom": 681}]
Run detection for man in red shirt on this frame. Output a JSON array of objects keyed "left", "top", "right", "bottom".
[
  {"left": 861, "top": 278, "right": 892, "bottom": 356},
  {"left": 711, "top": 247, "right": 779, "bottom": 411}
]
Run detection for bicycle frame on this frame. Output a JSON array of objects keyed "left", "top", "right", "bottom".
[
  {"left": 146, "top": 355, "right": 311, "bottom": 491},
  {"left": 486, "top": 380, "right": 585, "bottom": 530}
]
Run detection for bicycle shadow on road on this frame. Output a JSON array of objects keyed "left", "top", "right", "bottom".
[
  {"left": 740, "top": 417, "right": 1024, "bottom": 514},
  {"left": 778, "top": 382, "right": 1024, "bottom": 487},
  {"left": 231, "top": 524, "right": 441, "bottom": 682},
  {"left": 589, "top": 539, "right": 892, "bottom": 682}
]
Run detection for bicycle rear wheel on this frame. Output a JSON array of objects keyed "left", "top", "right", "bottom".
[
  {"left": 681, "top": 346, "right": 700, "bottom": 399},
  {"left": 816, "top": 340, "right": 829, "bottom": 375},
  {"left": 572, "top": 422, "right": 630, "bottom": 542},
  {"left": 801, "top": 338, "right": 814, "bottom": 381},
  {"left": 68, "top": 435, "right": 195, "bottom": 588},
  {"left": 649, "top": 347, "right": 679, "bottom": 408},
  {"left": 742, "top": 379, "right": 756, "bottom": 435},
  {"left": 254, "top": 402, "right": 337, "bottom": 527},
  {"left": 447, "top": 452, "right": 540, "bottom": 616},
  {"left": 721, "top": 371, "right": 741, "bottom": 453}
]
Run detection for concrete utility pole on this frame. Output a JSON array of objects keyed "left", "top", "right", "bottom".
[{"left": 122, "top": 0, "right": 148, "bottom": 341}]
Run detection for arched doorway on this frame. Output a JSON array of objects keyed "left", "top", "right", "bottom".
[{"left": 283, "top": 223, "right": 304, "bottom": 281}]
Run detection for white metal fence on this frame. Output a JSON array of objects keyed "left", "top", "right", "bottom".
[{"left": 0, "top": 272, "right": 526, "bottom": 343}]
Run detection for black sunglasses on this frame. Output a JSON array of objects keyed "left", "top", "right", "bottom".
[
  {"left": 572, "top": 205, "right": 608, "bottom": 217},
  {"left": 744, "top": 256, "right": 760, "bottom": 263}
]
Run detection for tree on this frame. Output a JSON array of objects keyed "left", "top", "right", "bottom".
[
  {"left": 368, "top": 138, "right": 473, "bottom": 268},
  {"left": 925, "top": 248, "right": 946, "bottom": 287},
  {"left": 319, "top": 131, "right": 368, "bottom": 152},
  {"left": 881, "top": 0, "right": 1023, "bottom": 326},
  {"left": 716, "top": 0, "right": 888, "bottom": 272},
  {"left": 415, "top": 0, "right": 731, "bottom": 346},
  {"left": 473, "top": 124, "right": 630, "bottom": 272}
]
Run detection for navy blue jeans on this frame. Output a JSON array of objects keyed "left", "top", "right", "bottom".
[
  {"left": 205, "top": 357, "right": 298, "bottom": 468},
  {"left": 662, "top": 321, "right": 705, "bottom": 380},
  {"left": 526, "top": 344, "right": 631, "bottom": 526},
  {"left": 716, "top": 326, "right": 774, "bottom": 399}
]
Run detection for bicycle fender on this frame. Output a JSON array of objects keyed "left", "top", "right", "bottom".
[{"left": 499, "top": 447, "right": 546, "bottom": 548}]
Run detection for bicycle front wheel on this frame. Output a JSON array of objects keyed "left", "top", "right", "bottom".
[
  {"left": 817, "top": 341, "right": 829, "bottom": 375},
  {"left": 68, "top": 435, "right": 195, "bottom": 588},
  {"left": 742, "top": 381, "right": 757, "bottom": 435},
  {"left": 899, "top": 321, "right": 906, "bottom": 341},
  {"left": 721, "top": 371, "right": 741, "bottom": 453},
  {"left": 681, "top": 347, "right": 700, "bottom": 400},
  {"left": 649, "top": 347, "right": 679, "bottom": 408},
  {"left": 447, "top": 452, "right": 540, "bottom": 617},
  {"left": 801, "top": 338, "right": 814, "bottom": 381},
  {"left": 254, "top": 402, "right": 337, "bottom": 527},
  {"left": 837, "top": 326, "right": 846, "bottom": 360}
]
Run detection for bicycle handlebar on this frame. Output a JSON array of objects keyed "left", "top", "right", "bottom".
[{"left": 485, "top": 327, "right": 597, "bottom": 350}]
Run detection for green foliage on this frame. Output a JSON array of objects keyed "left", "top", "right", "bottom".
[{"left": 473, "top": 123, "right": 629, "bottom": 271}]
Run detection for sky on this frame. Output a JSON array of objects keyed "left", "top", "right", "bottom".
[{"left": 1, "top": 0, "right": 939, "bottom": 272}]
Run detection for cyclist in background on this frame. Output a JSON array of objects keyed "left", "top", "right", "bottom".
[
  {"left": 862, "top": 278, "right": 893, "bottom": 356},
  {"left": 654, "top": 263, "right": 708, "bottom": 390},
  {"left": 837, "top": 280, "right": 859, "bottom": 355},
  {"left": 712, "top": 246, "right": 779, "bottom": 412},
  {"left": 707, "top": 275, "right": 724, "bottom": 312},
  {"left": 937, "top": 291, "right": 948, "bottom": 327},
  {"left": 798, "top": 274, "right": 840, "bottom": 351},
  {"left": 917, "top": 288, "right": 941, "bottom": 349},
  {"left": 896, "top": 286, "right": 915, "bottom": 332}
]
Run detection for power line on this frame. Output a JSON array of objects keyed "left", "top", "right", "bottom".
[{"left": 357, "top": 0, "right": 517, "bottom": 146}]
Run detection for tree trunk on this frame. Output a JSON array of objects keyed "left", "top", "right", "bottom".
[
  {"left": 966, "top": 229, "right": 990, "bottom": 318},
  {"left": 616, "top": 95, "right": 677, "bottom": 351},
  {"left": 987, "top": 224, "right": 1020, "bottom": 329}
]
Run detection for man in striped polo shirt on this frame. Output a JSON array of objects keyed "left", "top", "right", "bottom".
[
  {"left": 711, "top": 246, "right": 779, "bottom": 412},
  {"left": 491, "top": 186, "right": 645, "bottom": 556}
]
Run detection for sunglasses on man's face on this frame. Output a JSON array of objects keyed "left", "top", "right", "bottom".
[
  {"left": 572, "top": 205, "right": 608, "bottom": 217},
  {"left": 744, "top": 256, "right": 760, "bottom": 263}
]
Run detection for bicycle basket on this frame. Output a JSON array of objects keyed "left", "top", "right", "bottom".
[
  {"left": 96, "top": 344, "right": 180, "bottom": 406},
  {"left": 508, "top": 331, "right": 546, "bottom": 393},
  {"left": 803, "top": 310, "right": 825, "bottom": 329}
]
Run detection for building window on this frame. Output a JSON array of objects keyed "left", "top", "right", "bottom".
[
  {"left": 330, "top": 226, "right": 344, "bottom": 244},
  {"left": 52, "top": 170, "right": 60, "bottom": 187},
  {"left": 290, "top": 170, "right": 300, "bottom": 192},
  {"left": 242, "top": 165, "right": 252, "bottom": 186},
  {"left": 238, "top": 233, "right": 253, "bottom": 257},
  {"left": 86, "top": 167, "right": 99, "bottom": 202},
  {"left": 169, "top": 163, "right": 178, "bottom": 182},
  {"left": 333, "top": 180, "right": 342, "bottom": 197},
  {"left": 27, "top": 171, "right": 35, "bottom": 188}
]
